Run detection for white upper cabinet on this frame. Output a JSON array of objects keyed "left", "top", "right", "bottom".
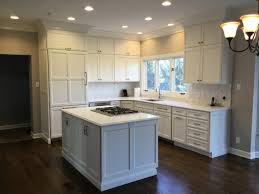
[
  {"left": 115, "top": 56, "right": 140, "bottom": 82},
  {"left": 99, "top": 54, "right": 114, "bottom": 81},
  {"left": 184, "top": 47, "right": 201, "bottom": 83},
  {"left": 87, "top": 37, "right": 114, "bottom": 54},
  {"left": 49, "top": 49, "right": 87, "bottom": 106},
  {"left": 47, "top": 31, "right": 87, "bottom": 51},
  {"left": 184, "top": 20, "right": 232, "bottom": 84},
  {"left": 115, "top": 39, "right": 140, "bottom": 56},
  {"left": 87, "top": 53, "right": 114, "bottom": 82},
  {"left": 201, "top": 44, "right": 222, "bottom": 84},
  {"left": 185, "top": 20, "right": 223, "bottom": 48},
  {"left": 185, "top": 25, "right": 202, "bottom": 48}
]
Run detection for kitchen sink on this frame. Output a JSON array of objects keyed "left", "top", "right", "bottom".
[{"left": 144, "top": 99, "right": 162, "bottom": 102}]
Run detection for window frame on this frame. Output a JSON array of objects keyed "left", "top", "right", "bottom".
[{"left": 141, "top": 52, "right": 187, "bottom": 98}]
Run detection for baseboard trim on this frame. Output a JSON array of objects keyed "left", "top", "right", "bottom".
[
  {"left": 31, "top": 132, "right": 42, "bottom": 139},
  {"left": 41, "top": 133, "right": 51, "bottom": 144},
  {"left": 0, "top": 123, "right": 31, "bottom": 130},
  {"left": 229, "top": 148, "right": 255, "bottom": 159}
]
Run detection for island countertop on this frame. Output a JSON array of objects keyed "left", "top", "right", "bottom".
[{"left": 62, "top": 106, "right": 159, "bottom": 127}]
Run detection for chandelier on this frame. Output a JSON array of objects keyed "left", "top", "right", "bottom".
[{"left": 220, "top": 0, "right": 259, "bottom": 56}]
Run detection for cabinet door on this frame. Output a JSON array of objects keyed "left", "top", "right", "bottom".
[
  {"left": 172, "top": 115, "right": 186, "bottom": 143},
  {"left": 202, "top": 21, "right": 223, "bottom": 45},
  {"left": 115, "top": 56, "right": 127, "bottom": 81},
  {"left": 184, "top": 47, "right": 201, "bottom": 83},
  {"left": 68, "top": 52, "right": 87, "bottom": 104},
  {"left": 99, "top": 38, "right": 114, "bottom": 54},
  {"left": 126, "top": 57, "right": 140, "bottom": 81},
  {"left": 49, "top": 50, "right": 68, "bottom": 79},
  {"left": 185, "top": 24, "right": 202, "bottom": 48},
  {"left": 51, "top": 80, "right": 69, "bottom": 106},
  {"left": 62, "top": 114, "right": 70, "bottom": 153},
  {"left": 99, "top": 54, "right": 114, "bottom": 81},
  {"left": 85, "top": 124, "right": 101, "bottom": 180},
  {"left": 201, "top": 45, "right": 222, "bottom": 84},
  {"left": 48, "top": 32, "right": 86, "bottom": 51},
  {"left": 87, "top": 37, "right": 98, "bottom": 53},
  {"left": 127, "top": 41, "right": 140, "bottom": 56},
  {"left": 87, "top": 53, "right": 99, "bottom": 82},
  {"left": 51, "top": 109, "right": 62, "bottom": 138},
  {"left": 156, "top": 113, "right": 171, "bottom": 140},
  {"left": 115, "top": 39, "right": 128, "bottom": 55}
]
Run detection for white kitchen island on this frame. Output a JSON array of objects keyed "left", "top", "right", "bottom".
[{"left": 61, "top": 106, "right": 159, "bottom": 191}]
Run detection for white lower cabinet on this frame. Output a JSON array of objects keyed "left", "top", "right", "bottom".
[
  {"left": 51, "top": 108, "right": 63, "bottom": 138},
  {"left": 62, "top": 113, "right": 101, "bottom": 179},
  {"left": 172, "top": 115, "right": 187, "bottom": 143},
  {"left": 62, "top": 112, "right": 158, "bottom": 191},
  {"left": 120, "top": 101, "right": 134, "bottom": 109}
]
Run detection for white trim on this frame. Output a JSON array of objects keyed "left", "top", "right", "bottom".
[
  {"left": 229, "top": 148, "right": 255, "bottom": 160},
  {"left": 31, "top": 132, "right": 42, "bottom": 139},
  {"left": 0, "top": 123, "right": 31, "bottom": 131},
  {"left": 41, "top": 133, "right": 51, "bottom": 144}
]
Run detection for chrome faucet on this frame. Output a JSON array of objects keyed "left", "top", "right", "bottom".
[{"left": 157, "top": 87, "right": 162, "bottom": 99}]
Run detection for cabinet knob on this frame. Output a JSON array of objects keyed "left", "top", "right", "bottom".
[{"left": 83, "top": 126, "right": 88, "bottom": 136}]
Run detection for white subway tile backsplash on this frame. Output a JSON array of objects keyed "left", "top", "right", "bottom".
[{"left": 88, "top": 82, "right": 139, "bottom": 99}]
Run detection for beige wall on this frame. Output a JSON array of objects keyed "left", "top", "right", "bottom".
[
  {"left": 0, "top": 29, "right": 40, "bottom": 132},
  {"left": 141, "top": 31, "right": 184, "bottom": 57}
]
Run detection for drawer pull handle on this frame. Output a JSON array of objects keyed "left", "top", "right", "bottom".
[
  {"left": 175, "top": 117, "right": 183, "bottom": 120},
  {"left": 193, "top": 142, "right": 201, "bottom": 146},
  {"left": 194, "top": 123, "right": 201, "bottom": 126},
  {"left": 193, "top": 132, "right": 200, "bottom": 136},
  {"left": 194, "top": 114, "right": 201, "bottom": 117},
  {"left": 83, "top": 126, "right": 88, "bottom": 136}
]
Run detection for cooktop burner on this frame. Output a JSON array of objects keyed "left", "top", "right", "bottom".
[{"left": 92, "top": 106, "right": 138, "bottom": 116}]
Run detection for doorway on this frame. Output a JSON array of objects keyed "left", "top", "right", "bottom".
[{"left": 0, "top": 54, "right": 32, "bottom": 143}]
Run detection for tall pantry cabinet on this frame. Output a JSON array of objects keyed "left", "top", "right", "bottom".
[{"left": 39, "top": 29, "right": 88, "bottom": 143}]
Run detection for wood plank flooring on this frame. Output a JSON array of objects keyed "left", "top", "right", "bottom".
[{"left": 0, "top": 139, "right": 259, "bottom": 194}]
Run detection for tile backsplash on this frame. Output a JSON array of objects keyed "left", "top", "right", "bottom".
[
  {"left": 87, "top": 82, "right": 139, "bottom": 99},
  {"left": 187, "top": 84, "right": 232, "bottom": 107}
]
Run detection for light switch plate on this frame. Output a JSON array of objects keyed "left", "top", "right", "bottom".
[
  {"left": 35, "top": 82, "right": 40, "bottom": 88},
  {"left": 236, "top": 83, "right": 241, "bottom": 90},
  {"left": 236, "top": 137, "right": 240, "bottom": 144}
]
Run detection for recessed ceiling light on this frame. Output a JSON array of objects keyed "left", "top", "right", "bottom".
[
  {"left": 84, "top": 5, "right": 94, "bottom": 11},
  {"left": 162, "top": 1, "right": 172, "bottom": 6},
  {"left": 10, "top": 15, "right": 19, "bottom": 20},
  {"left": 145, "top": 17, "right": 152, "bottom": 21},
  {"left": 122, "top": 25, "right": 128, "bottom": 29},
  {"left": 168, "top": 23, "right": 174, "bottom": 26},
  {"left": 137, "top": 32, "right": 143, "bottom": 35},
  {"left": 67, "top": 16, "right": 76, "bottom": 21}
]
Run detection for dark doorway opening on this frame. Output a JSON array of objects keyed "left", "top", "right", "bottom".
[{"left": 0, "top": 54, "right": 32, "bottom": 143}]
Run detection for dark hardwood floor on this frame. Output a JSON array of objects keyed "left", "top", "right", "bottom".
[{"left": 0, "top": 139, "right": 259, "bottom": 194}]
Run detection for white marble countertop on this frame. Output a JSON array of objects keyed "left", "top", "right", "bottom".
[
  {"left": 62, "top": 106, "right": 159, "bottom": 127},
  {"left": 88, "top": 97, "right": 230, "bottom": 112}
]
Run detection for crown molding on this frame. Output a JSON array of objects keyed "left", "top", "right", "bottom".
[{"left": 0, "top": 19, "right": 37, "bottom": 32}]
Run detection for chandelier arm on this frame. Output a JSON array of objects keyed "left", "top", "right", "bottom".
[{"left": 227, "top": 38, "right": 250, "bottom": 53}]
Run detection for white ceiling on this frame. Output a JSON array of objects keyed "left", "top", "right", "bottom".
[{"left": 0, "top": 0, "right": 255, "bottom": 35}]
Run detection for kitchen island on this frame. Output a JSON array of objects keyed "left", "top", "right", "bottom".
[{"left": 62, "top": 106, "right": 159, "bottom": 191}]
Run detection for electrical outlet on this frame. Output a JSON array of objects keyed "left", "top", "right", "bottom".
[
  {"left": 35, "top": 82, "right": 40, "bottom": 88},
  {"left": 236, "top": 83, "right": 241, "bottom": 90},
  {"left": 236, "top": 137, "right": 240, "bottom": 144}
]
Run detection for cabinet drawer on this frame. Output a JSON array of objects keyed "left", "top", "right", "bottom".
[
  {"left": 173, "top": 107, "right": 187, "bottom": 116},
  {"left": 120, "top": 101, "right": 134, "bottom": 109},
  {"left": 187, "top": 110, "right": 209, "bottom": 121},
  {"left": 154, "top": 104, "right": 171, "bottom": 113},
  {"left": 187, "top": 137, "right": 208, "bottom": 151},
  {"left": 187, "top": 127, "right": 208, "bottom": 142},
  {"left": 135, "top": 101, "right": 154, "bottom": 110},
  {"left": 187, "top": 118, "right": 209, "bottom": 131}
]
